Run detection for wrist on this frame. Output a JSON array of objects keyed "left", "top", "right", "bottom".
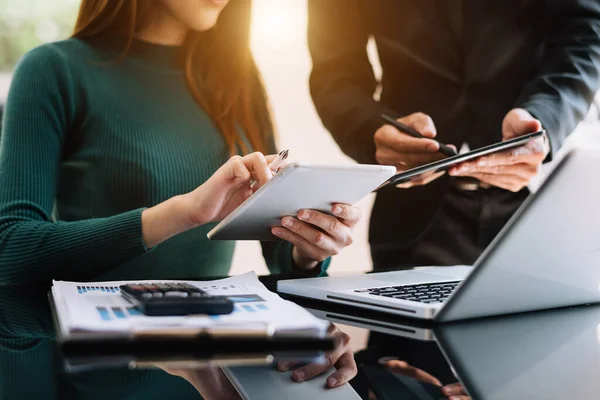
[
  {"left": 292, "top": 246, "right": 319, "bottom": 271},
  {"left": 142, "top": 195, "right": 196, "bottom": 248}
]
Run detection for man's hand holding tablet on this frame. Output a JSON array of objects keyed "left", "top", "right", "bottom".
[{"left": 448, "top": 108, "right": 551, "bottom": 192}]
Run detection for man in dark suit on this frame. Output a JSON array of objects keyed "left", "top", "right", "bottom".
[{"left": 308, "top": 0, "right": 600, "bottom": 269}]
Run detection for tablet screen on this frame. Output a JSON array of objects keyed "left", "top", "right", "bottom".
[{"left": 384, "top": 130, "right": 545, "bottom": 186}]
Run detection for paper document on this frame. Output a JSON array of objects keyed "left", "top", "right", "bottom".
[{"left": 51, "top": 272, "right": 328, "bottom": 341}]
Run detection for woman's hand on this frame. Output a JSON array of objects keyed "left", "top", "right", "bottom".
[
  {"left": 271, "top": 204, "right": 361, "bottom": 270},
  {"left": 158, "top": 364, "right": 242, "bottom": 399},
  {"left": 142, "top": 152, "right": 276, "bottom": 248},
  {"left": 276, "top": 324, "right": 358, "bottom": 388},
  {"left": 186, "top": 152, "right": 277, "bottom": 225},
  {"left": 141, "top": 151, "right": 361, "bottom": 262}
]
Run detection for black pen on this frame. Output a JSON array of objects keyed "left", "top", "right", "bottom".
[{"left": 380, "top": 114, "right": 457, "bottom": 157}]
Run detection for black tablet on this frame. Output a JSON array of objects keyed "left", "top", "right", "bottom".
[{"left": 384, "top": 130, "right": 546, "bottom": 186}]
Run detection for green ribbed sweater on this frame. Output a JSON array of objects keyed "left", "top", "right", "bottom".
[{"left": 0, "top": 38, "right": 306, "bottom": 284}]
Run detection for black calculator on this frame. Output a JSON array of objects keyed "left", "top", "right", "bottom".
[{"left": 119, "top": 283, "right": 234, "bottom": 316}]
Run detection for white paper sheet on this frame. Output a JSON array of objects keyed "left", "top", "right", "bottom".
[{"left": 51, "top": 272, "right": 328, "bottom": 341}]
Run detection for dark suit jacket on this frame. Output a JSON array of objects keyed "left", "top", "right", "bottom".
[{"left": 308, "top": 0, "right": 600, "bottom": 266}]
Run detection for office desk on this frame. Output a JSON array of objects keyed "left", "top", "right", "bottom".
[{"left": 2, "top": 276, "right": 600, "bottom": 399}]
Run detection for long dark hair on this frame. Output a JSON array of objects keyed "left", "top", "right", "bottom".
[{"left": 72, "top": 0, "right": 272, "bottom": 155}]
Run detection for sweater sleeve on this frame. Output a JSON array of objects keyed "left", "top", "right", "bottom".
[
  {"left": 516, "top": 0, "right": 600, "bottom": 159},
  {"left": 308, "top": 0, "right": 394, "bottom": 165},
  {"left": 0, "top": 45, "right": 149, "bottom": 284}
]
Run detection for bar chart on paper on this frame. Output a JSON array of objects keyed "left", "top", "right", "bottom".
[
  {"left": 52, "top": 273, "right": 331, "bottom": 341},
  {"left": 77, "top": 285, "right": 120, "bottom": 294},
  {"left": 69, "top": 278, "right": 272, "bottom": 324},
  {"left": 95, "top": 306, "right": 142, "bottom": 321}
]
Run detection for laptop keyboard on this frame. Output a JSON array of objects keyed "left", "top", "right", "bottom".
[{"left": 355, "top": 281, "right": 461, "bottom": 304}]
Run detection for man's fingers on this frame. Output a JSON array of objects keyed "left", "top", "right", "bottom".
[
  {"left": 376, "top": 125, "right": 440, "bottom": 153},
  {"left": 399, "top": 112, "right": 438, "bottom": 138},
  {"left": 395, "top": 170, "right": 446, "bottom": 188},
  {"left": 472, "top": 142, "right": 545, "bottom": 168},
  {"left": 383, "top": 359, "right": 442, "bottom": 387},
  {"left": 503, "top": 108, "right": 543, "bottom": 140},
  {"left": 377, "top": 148, "right": 446, "bottom": 169},
  {"left": 442, "top": 382, "right": 468, "bottom": 396},
  {"left": 450, "top": 163, "right": 538, "bottom": 180},
  {"left": 399, "top": 151, "right": 447, "bottom": 167},
  {"left": 459, "top": 172, "right": 528, "bottom": 192}
]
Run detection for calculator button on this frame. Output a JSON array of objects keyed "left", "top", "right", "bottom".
[
  {"left": 180, "top": 283, "right": 195, "bottom": 289},
  {"left": 152, "top": 292, "right": 164, "bottom": 298},
  {"left": 190, "top": 292, "right": 204, "bottom": 297},
  {"left": 141, "top": 293, "right": 153, "bottom": 299},
  {"left": 170, "top": 283, "right": 186, "bottom": 289},
  {"left": 164, "top": 291, "right": 189, "bottom": 298}
]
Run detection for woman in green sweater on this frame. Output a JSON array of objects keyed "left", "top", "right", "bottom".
[
  {"left": 0, "top": 0, "right": 361, "bottom": 284},
  {"left": 0, "top": 0, "right": 361, "bottom": 395}
]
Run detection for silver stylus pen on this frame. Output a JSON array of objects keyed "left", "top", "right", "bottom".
[{"left": 250, "top": 149, "right": 289, "bottom": 188}]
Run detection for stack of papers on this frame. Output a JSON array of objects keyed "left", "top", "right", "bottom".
[{"left": 51, "top": 272, "right": 329, "bottom": 341}]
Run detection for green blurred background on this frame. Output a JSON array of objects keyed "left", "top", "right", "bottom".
[{"left": 0, "top": 0, "right": 79, "bottom": 71}]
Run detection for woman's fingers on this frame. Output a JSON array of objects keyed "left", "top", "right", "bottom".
[
  {"left": 325, "top": 351, "right": 358, "bottom": 388},
  {"left": 241, "top": 152, "right": 272, "bottom": 185},
  {"left": 264, "top": 154, "right": 279, "bottom": 164},
  {"left": 291, "top": 330, "right": 353, "bottom": 383},
  {"left": 272, "top": 223, "right": 334, "bottom": 261},
  {"left": 296, "top": 210, "right": 353, "bottom": 244},
  {"left": 331, "top": 204, "right": 361, "bottom": 228},
  {"left": 276, "top": 361, "right": 300, "bottom": 372}
]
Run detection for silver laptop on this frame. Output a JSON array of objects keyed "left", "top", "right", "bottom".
[{"left": 278, "top": 150, "right": 600, "bottom": 322}]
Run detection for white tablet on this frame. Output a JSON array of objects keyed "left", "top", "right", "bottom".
[{"left": 207, "top": 163, "right": 396, "bottom": 240}]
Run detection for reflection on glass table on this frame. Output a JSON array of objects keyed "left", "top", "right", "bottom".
[
  {"left": 303, "top": 296, "right": 600, "bottom": 400},
  {"left": 0, "top": 279, "right": 358, "bottom": 399}
]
